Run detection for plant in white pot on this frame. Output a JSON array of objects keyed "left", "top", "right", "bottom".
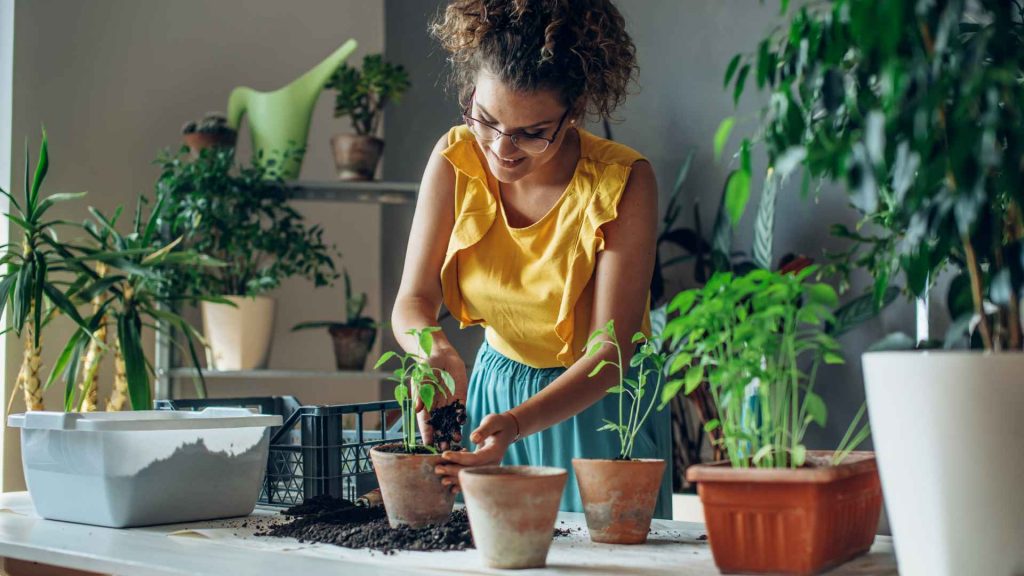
[
  {"left": 662, "top": 268, "right": 878, "bottom": 575},
  {"left": 729, "top": 1, "right": 1024, "bottom": 573},
  {"left": 156, "top": 146, "right": 338, "bottom": 371},
  {"left": 370, "top": 327, "right": 457, "bottom": 528},
  {"left": 325, "top": 54, "right": 410, "bottom": 181},
  {"left": 572, "top": 319, "right": 668, "bottom": 545},
  {"left": 291, "top": 267, "right": 376, "bottom": 370}
]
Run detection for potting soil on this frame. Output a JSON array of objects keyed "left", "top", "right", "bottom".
[{"left": 427, "top": 399, "right": 466, "bottom": 450}]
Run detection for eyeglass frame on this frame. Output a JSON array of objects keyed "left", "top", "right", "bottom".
[{"left": 461, "top": 91, "right": 571, "bottom": 155}]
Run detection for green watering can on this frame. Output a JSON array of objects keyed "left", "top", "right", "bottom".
[{"left": 228, "top": 39, "right": 358, "bottom": 179}]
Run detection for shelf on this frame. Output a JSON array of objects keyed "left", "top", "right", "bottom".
[
  {"left": 167, "top": 368, "right": 392, "bottom": 381},
  {"left": 286, "top": 180, "right": 418, "bottom": 204}
]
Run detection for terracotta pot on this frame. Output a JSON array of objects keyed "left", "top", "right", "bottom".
[
  {"left": 183, "top": 131, "right": 236, "bottom": 156},
  {"left": 331, "top": 133, "right": 384, "bottom": 181},
  {"left": 201, "top": 296, "right": 275, "bottom": 371},
  {"left": 369, "top": 444, "right": 455, "bottom": 528},
  {"left": 687, "top": 451, "right": 882, "bottom": 576},
  {"left": 573, "top": 458, "right": 664, "bottom": 544},
  {"left": 459, "top": 466, "right": 567, "bottom": 570},
  {"left": 327, "top": 324, "right": 376, "bottom": 370}
]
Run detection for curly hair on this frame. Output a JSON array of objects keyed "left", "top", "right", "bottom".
[{"left": 431, "top": 0, "right": 638, "bottom": 121}]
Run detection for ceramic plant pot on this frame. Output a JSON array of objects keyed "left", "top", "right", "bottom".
[
  {"left": 459, "top": 466, "right": 567, "bottom": 570},
  {"left": 201, "top": 296, "right": 275, "bottom": 371},
  {"left": 183, "top": 131, "right": 236, "bottom": 156},
  {"left": 331, "top": 133, "right": 384, "bottom": 181},
  {"left": 328, "top": 324, "right": 376, "bottom": 370},
  {"left": 687, "top": 452, "right": 882, "bottom": 575},
  {"left": 573, "top": 458, "right": 665, "bottom": 544},
  {"left": 863, "top": 351, "right": 1024, "bottom": 576},
  {"left": 369, "top": 444, "right": 455, "bottom": 528}
]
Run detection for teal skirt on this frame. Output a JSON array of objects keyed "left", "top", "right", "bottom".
[{"left": 465, "top": 339, "right": 673, "bottom": 519}]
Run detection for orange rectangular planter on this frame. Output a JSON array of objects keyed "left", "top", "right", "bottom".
[{"left": 686, "top": 451, "right": 882, "bottom": 576}]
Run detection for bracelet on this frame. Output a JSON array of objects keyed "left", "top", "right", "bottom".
[{"left": 504, "top": 410, "right": 522, "bottom": 443}]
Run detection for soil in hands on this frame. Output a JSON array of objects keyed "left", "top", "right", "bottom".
[{"left": 428, "top": 399, "right": 467, "bottom": 451}]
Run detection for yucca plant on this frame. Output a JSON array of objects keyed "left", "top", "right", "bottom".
[{"left": 1, "top": 131, "right": 94, "bottom": 412}]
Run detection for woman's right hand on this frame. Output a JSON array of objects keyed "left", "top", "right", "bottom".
[{"left": 416, "top": 345, "right": 469, "bottom": 451}]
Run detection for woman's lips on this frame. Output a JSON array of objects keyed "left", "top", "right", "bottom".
[{"left": 488, "top": 149, "right": 525, "bottom": 169}]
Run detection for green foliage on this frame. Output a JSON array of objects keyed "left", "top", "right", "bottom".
[
  {"left": 326, "top": 54, "right": 411, "bottom": 137},
  {"left": 374, "top": 327, "right": 456, "bottom": 452},
  {"left": 731, "top": 0, "right": 1024, "bottom": 351},
  {"left": 585, "top": 320, "right": 669, "bottom": 460},
  {"left": 155, "top": 146, "right": 338, "bottom": 298},
  {"left": 291, "top": 267, "right": 375, "bottom": 331},
  {"left": 660, "top": 268, "right": 869, "bottom": 468}
]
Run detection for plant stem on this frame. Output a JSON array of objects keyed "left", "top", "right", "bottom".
[
  {"left": 17, "top": 319, "right": 44, "bottom": 412},
  {"left": 963, "top": 237, "right": 994, "bottom": 351},
  {"left": 107, "top": 340, "right": 129, "bottom": 411}
]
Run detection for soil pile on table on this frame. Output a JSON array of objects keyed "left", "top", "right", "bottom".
[{"left": 257, "top": 496, "right": 473, "bottom": 553}]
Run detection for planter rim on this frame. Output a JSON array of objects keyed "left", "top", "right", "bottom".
[
  {"left": 459, "top": 465, "right": 567, "bottom": 479},
  {"left": 862, "top": 350, "right": 1024, "bottom": 358},
  {"left": 207, "top": 294, "right": 275, "bottom": 304},
  {"left": 369, "top": 443, "right": 444, "bottom": 460},
  {"left": 571, "top": 458, "right": 664, "bottom": 465},
  {"left": 331, "top": 133, "right": 384, "bottom": 144},
  {"left": 686, "top": 451, "right": 876, "bottom": 484}
]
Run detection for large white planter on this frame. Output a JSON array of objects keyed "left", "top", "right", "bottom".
[
  {"left": 201, "top": 296, "right": 275, "bottom": 371},
  {"left": 862, "top": 351, "right": 1024, "bottom": 576}
]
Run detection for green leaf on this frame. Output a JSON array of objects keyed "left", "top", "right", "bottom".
[
  {"left": 660, "top": 379, "right": 683, "bottom": 408},
  {"left": 606, "top": 385, "right": 625, "bottom": 394},
  {"left": 714, "top": 117, "right": 735, "bottom": 162},
  {"left": 823, "top": 351, "right": 844, "bottom": 365},
  {"left": 723, "top": 54, "right": 741, "bottom": 88},
  {"left": 753, "top": 445, "right": 774, "bottom": 465},
  {"left": 140, "top": 236, "right": 183, "bottom": 264},
  {"left": 36, "top": 191, "right": 87, "bottom": 215},
  {"left": 30, "top": 129, "right": 49, "bottom": 211},
  {"left": 440, "top": 370, "right": 456, "bottom": 395},
  {"left": 804, "top": 392, "right": 827, "bottom": 427},
  {"left": 669, "top": 353, "right": 692, "bottom": 375},
  {"left": 374, "top": 350, "right": 399, "bottom": 369},
  {"left": 805, "top": 283, "right": 839, "bottom": 307},
  {"left": 668, "top": 290, "right": 697, "bottom": 315},
  {"left": 792, "top": 444, "right": 807, "bottom": 467},
  {"left": 684, "top": 366, "right": 704, "bottom": 394},
  {"left": 417, "top": 330, "right": 433, "bottom": 357},
  {"left": 631, "top": 331, "right": 646, "bottom": 344},
  {"left": 704, "top": 419, "right": 720, "bottom": 433},
  {"left": 42, "top": 283, "right": 88, "bottom": 331},
  {"left": 829, "top": 287, "right": 898, "bottom": 337},
  {"left": 119, "top": 312, "right": 152, "bottom": 410},
  {"left": 588, "top": 359, "right": 612, "bottom": 378},
  {"left": 752, "top": 170, "right": 778, "bottom": 270},
  {"left": 732, "top": 64, "right": 750, "bottom": 106},
  {"left": 47, "top": 327, "right": 86, "bottom": 392},
  {"left": 394, "top": 382, "right": 409, "bottom": 404},
  {"left": 867, "top": 331, "right": 915, "bottom": 352},
  {"left": 419, "top": 383, "right": 435, "bottom": 414},
  {"left": 725, "top": 169, "right": 751, "bottom": 226}
]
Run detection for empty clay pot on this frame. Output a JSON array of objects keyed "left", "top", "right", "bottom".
[
  {"left": 369, "top": 444, "right": 455, "bottom": 528},
  {"left": 459, "top": 466, "right": 567, "bottom": 570},
  {"left": 573, "top": 458, "right": 665, "bottom": 544},
  {"left": 328, "top": 324, "right": 376, "bottom": 370},
  {"left": 183, "top": 131, "right": 236, "bottom": 157},
  {"left": 331, "top": 134, "right": 384, "bottom": 180}
]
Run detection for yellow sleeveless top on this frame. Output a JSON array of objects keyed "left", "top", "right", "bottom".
[{"left": 440, "top": 125, "right": 651, "bottom": 369}]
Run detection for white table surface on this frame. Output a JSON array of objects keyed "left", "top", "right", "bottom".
[{"left": 0, "top": 492, "right": 898, "bottom": 575}]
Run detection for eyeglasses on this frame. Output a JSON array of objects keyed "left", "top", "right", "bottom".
[{"left": 462, "top": 93, "right": 570, "bottom": 155}]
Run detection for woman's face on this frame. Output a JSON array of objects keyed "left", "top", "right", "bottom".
[{"left": 467, "top": 71, "right": 573, "bottom": 183}]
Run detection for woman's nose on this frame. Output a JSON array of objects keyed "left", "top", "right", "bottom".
[{"left": 490, "top": 133, "right": 520, "bottom": 158}]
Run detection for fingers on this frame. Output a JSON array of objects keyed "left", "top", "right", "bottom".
[
  {"left": 434, "top": 462, "right": 465, "bottom": 494},
  {"left": 469, "top": 413, "right": 507, "bottom": 445},
  {"left": 416, "top": 410, "right": 434, "bottom": 447}
]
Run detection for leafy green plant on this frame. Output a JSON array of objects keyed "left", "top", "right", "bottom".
[
  {"left": 661, "top": 268, "right": 869, "bottom": 468},
  {"left": 326, "top": 54, "right": 411, "bottom": 137},
  {"left": 291, "top": 267, "right": 374, "bottom": 331},
  {"left": 725, "top": 0, "right": 1024, "bottom": 351},
  {"left": 374, "top": 327, "right": 456, "bottom": 453},
  {"left": 584, "top": 320, "right": 668, "bottom": 460},
  {"left": 156, "top": 146, "right": 338, "bottom": 298},
  {"left": 1, "top": 131, "right": 95, "bottom": 411}
]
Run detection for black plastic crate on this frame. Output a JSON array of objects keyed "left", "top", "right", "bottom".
[{"left": 156, "top": 397, "right": 405, "bottom": 507}]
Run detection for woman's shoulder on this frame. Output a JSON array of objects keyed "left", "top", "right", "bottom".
[{"left": 579, "top": 128, "right": 646, "bottom": 168}]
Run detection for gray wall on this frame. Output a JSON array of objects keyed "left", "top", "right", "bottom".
[{"left": 381, "top": 0, "right": 938, "bottom": 450}]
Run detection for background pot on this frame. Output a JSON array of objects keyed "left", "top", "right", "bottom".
[
  {"left": 863, "top": 351, "right": 1024, "bottom": 576},
  {"left": 369, "top": 444, "right": 455, "bottom": 528},
  {"left": 459, "top": 466, "right": 567, "bottom": 570},
  {"left": 328, "top": 324, "right": 376, "bottom": 370},
  {"left": 573, "top": 458, "right": 664, "bottom": 544},
  {"left": 687, "top": 452, "right": 881, "bottom": 575},
  {"left": 201, "top": 296, "right": 275, "bottom": 371},
  {"left": 331, "top": 133, "right": 384, "bottom": 181},
  {"left": 183, "top": 131, "right": 236, "bottom": 157}
]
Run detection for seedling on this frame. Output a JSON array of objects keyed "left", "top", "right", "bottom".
[
  {"left": 585, "top": 319, "right": 668, "bottom": 460},
  {"left": 374, "top": 327, "right": 456, "bottom": 453}
]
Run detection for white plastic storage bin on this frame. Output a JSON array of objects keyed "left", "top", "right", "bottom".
[{"left": 8, "top": 408, "right": 282, "bottom": 528}]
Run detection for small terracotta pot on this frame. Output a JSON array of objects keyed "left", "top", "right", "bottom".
[
  {"left": 331, "top": 134, "right": 384, "bottom": 181},
  {"left": 687, "top": 451, "right": 882, "bottom": 576},
  {"left": 369, "top": 444, "right": 455, "bottom": 528},
  {"left": 459, "top": 466, "right": 567, "bottom": 570},
  {"left": 327, "top": 325, "right": 376, "bottom": 370},
  {"left": 183, "top": 131, "right": 236, "bottom": 156},
  {"left": 573, "top": 458, "right": 665, "bottom": 544}
]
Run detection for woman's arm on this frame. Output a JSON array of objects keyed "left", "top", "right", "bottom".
[
  {"left": 392, "top": 134, "right": 470, "bottom": 446},
  {"left": 438, "top": 160, "right": 659, "bottom": 485}
]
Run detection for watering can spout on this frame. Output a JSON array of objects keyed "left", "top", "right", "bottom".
[{"left": 226, "top": 39, "right": 358, "bottom": 179}]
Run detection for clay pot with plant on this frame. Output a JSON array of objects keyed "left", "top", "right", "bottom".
[
  {"left": 181, "top": 112, "right": 236, "bottom": 157},
  {"left": 571, "top": 319, "right": 668, "bottom": 545},
  {"left": 663, "top": 269, "right": 879, "bottom": 575},
  {"left": 292, "top": 267, "right": 376, "bottom": 370},
  {"left": 370, "top": 327, "right": 459, "bottom": 528},
  {"left": 325, "top": 54, "right": 410, "bottom": 181}
]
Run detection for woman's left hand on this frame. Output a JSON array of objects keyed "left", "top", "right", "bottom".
[{"left": 435, "top": 412, "right": 517, "bottom": 494}]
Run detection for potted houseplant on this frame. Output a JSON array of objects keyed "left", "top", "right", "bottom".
[
  {"left": 156, "top": 146, "right": 338, "bottom": 371},
  {"left": 728, "top": 1, "right": 1024, "bottom": 573},
  {"left": 181, "top": 112, "right": 237, "bottom": 157},
  {"left": 572, "top": 319, "right": 667, "bottom": 544},
  {"left": 325, "top": 53, "right": 410, "bottom": 181},
  {"left": 369, "top": 327, "right": 457, "bottom": 528},
  {"left": 663, "top": 268, "right": 878, "bottom": 575},
  {"left": 291, "top": 267, "right": 376, "bottom": 370}
]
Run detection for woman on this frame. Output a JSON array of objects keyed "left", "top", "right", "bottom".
[{"left": 391, "top": 0, "right": 671, "bottom": 517}]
